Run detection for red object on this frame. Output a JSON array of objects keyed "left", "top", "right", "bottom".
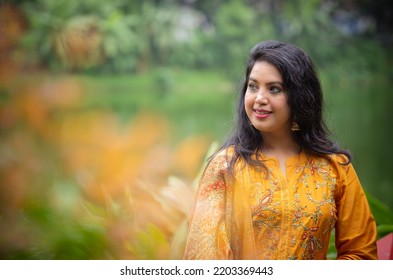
[{"left": 377, "top": 233, "right": 393, "bottom": 260}]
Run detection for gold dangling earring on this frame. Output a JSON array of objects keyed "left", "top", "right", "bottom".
[{"left": 291, "top": 121, "right": 300, "bottom": 131}]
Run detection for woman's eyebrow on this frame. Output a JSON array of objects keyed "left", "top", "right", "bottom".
[
  {"left": 267, "top": 81, "right": 284, "bottom": 86},
  {"left": 249, "top": 77, "right": 283, "bottom": 85}
]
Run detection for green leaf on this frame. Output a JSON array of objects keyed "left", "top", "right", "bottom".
[
  {"left": 377, "top": 224, "right": 393, "bottom": 239},
  {"left": 366, "top": 191, "right": 393, "bottom": 225},
  {"left": 128, "top": 224, "right": 170, "bottom": 260}
]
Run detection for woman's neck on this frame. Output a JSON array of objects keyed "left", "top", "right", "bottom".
[
  {"left": 260, "top": 132, "right": 301, "bottom": 174},
  {"left": 261, "top": 132, "right": 300, "bottom": 156}
]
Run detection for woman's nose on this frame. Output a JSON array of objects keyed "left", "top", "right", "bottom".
[{"left": 255, "top": 90, "right": 268, "bottom": 104}]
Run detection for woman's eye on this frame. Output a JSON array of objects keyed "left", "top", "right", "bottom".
[
  {"left": 248, "top": 84, "right": 258, "bottom": 91},
  {"left": 270, "top": 86, "right": 281, "bottom": 94}
]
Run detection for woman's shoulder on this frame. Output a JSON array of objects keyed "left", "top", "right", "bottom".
[
  {"left": 208, "top": 146, "right": 235, "bottom": 168},
  {"left": 315, "top": 153, "right": 356, "bottom": 183},
  {"left": 327, "top": 153, "right": 353, "bottom": 173},
  {"left": 329, "top": 153, "right": 351, "bottom": 164},
  {"left": 302, "top": 151, "right": 353, "bottom": 177},
  {"left": 304, "top": 151, "right": 350, "bottom": 166}
]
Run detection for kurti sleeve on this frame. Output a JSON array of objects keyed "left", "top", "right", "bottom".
[
  {"left": 335, "top": 161, "right": 378, "bottom": 259},
  {"left": 183, "top": 153, "right": 233, "bottom": 259}
]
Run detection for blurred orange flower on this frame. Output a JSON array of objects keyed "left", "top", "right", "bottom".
[{"left": 0, "top": 75, "right": 212, "bottom": 259}]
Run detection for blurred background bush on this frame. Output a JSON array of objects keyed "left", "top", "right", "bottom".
[{"left": 0, "top": 0, "right": 392, "bottom": 259}]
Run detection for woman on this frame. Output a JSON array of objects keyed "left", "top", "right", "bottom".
[{"left": 183, "top": 41, "right": 378, "bottom": 260}]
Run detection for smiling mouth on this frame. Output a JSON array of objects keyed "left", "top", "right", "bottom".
[{"left": 254, "top": 109, "right": 272, "bottom": 118}]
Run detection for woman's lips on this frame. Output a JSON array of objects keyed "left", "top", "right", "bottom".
[{"left": 254, "top": 109, "right": 272, "bottom": 119}]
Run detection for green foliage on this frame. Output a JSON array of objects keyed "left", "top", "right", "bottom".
[
  {"left": 19, "top": 0, "right": 180, "bottom": 72},
  {"left": 367, "top": 192, "right": 393, "bottom": 239},
  {"left": 213, "top": 0, "right": 257, "bottom": 78},
  {"left": 99, "top": 10, "right": 139, "bottom": 73},
  {"left": 19, "top": 0, "right": 392, "bottom": 78},
  {"left": 327, "top": 230, "right": 337, "bottom": 259},
  {"left": 2, "top": 183, "right": 109, "bottom": 259},
  {"left": 272, "top": 0, "right": 343, "bottom": 66},
  {"left": 129, "top": 224, "right": 170, "bottom": 260}
]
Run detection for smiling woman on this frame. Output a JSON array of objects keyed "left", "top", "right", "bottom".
[
  {"left": 183, "top": 40, "right": 378, "bottom": 260},
  {"left": 244, "top": 61, "right": 291, "bottom": 143}
]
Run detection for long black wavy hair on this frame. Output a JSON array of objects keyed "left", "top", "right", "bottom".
[{"left": 219, "top": 40, "right": 351, "bottom": 171}]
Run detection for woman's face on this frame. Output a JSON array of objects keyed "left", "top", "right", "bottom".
[{"left": 244, "top": 60, "right": 292, "bottom": 136}]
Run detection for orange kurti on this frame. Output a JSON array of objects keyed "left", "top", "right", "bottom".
[{"left": 183, "top": 148, "right": 378, "bottom": 260}]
